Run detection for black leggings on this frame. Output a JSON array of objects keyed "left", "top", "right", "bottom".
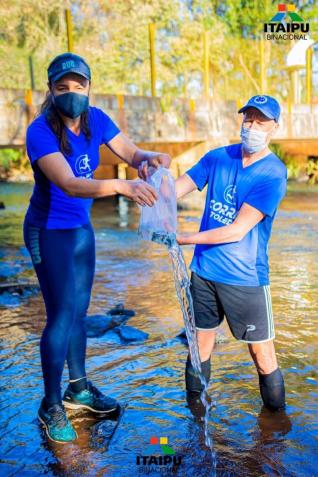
[{"left": 23, "top": 216, "right": 95, "bottom": 405}]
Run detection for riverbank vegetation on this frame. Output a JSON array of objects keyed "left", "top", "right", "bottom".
[{"left": 1, "top": 1, "right": 317, "bottom": 101}]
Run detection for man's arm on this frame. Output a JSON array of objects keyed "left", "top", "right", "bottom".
[
  {"left": 177, "top": 203, "right": 265, "bottom": 245},
  {"left": 107, "top": 132, "right": 171, "bottom": 175}
]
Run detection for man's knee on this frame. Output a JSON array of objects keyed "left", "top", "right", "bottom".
[
  {"left": 197, "top": 329, "right": 216, "bottom": 362},
  {"left": 248, "top": 340, "right": 278, "bottom": 375},
  {"left": 258, "top": 367, "right": 286, "bottom": 411}
]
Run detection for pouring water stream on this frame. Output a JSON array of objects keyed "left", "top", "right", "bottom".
[{"left": 139, "top": 166, "right": 216, "bottom": 469}]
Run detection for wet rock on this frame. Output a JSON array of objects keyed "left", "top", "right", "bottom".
[
  {"left": 93, "top": 329, "right": 122, "bottom": 344},
  {"left": 176, "top": 329, "right": 188, "bottom": 344},
  {"left": 111, "top": 313, "right": 133, "bottom": 327},
  {"left": 215, "top": 332, "right": 228, "bottom": 344},
  {"left": 0, "top": 201, "right": 5, "bottom": 209},
  {"left": 106, "top": 303, "right": 135, "bottom": 328},
  {"left": 84, "top": 314, "right": 114, "bottom": 337},
  {"left": 0, "top": 281, "right": 39, "bottom": 294},
  {"left": 115, "top": 325, "right": 149, "bottom": 342},
  {"left": 0, "top": 264, "right": 23, "bottom": 278},
  {"left": 108, "top": 303, "right": 135, "bottom": 317},
  {"left": 85, "top": 304, "right": 135, "bottom": 338},
  {"left": 90, "top": 420, "right": 118, "bottom": 450},
  {"left": 90, "top": 402, "right": 126, "bottom": 450},
  {"left": 0, "top": 282, "right": 40, "bottom": 307},
  {"left": 0, "top": 292, "right": 22, "bottom": 307}
]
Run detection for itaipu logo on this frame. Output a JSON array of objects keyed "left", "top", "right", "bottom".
[
  {"left": 136, "top": 436, "right": 182, "bottom": 472},
  {"left": 264, "top": 4, "right": 310, "bottom": 41}
]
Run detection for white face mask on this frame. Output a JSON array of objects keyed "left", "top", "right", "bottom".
[{"left": 240, "top": 125, "right": 273, "bottom": 153}]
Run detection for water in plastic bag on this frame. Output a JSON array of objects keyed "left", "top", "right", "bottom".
[{"left": 138, "top": 166, "right": 177, "bottom": 245}]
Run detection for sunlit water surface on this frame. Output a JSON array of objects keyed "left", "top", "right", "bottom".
[{"left": 0, "top": 182, "right": 317, "bottom": 477}]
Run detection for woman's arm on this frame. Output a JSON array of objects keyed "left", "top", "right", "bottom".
[
  {"left": 107, "top": 132, "right": 171, "bottom": 177},
  {"left": 37, "top": 152, "right": 158, "bottom": 206},
  {"left": 175, "top": 174, "right": 198, "bottom": 199},
  {"left": 177, "top": 203, "right": 265, "bottom": 245}
]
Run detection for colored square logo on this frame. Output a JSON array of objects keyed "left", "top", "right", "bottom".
[
  {"left": 150, "top": 437, "right": 158, "bottom": 444},
  {"left": 160, "top": 437, "right": 168, "bottom": 444},
  {"left": 278, "top": 4, "right": 286, "bottom": 11},
  {"left": 287, "top": 4, "right": 295, "bottom": 11}
]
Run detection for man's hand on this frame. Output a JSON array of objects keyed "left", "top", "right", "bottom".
[
  {"left": 116, "top": 179, "right": 158, "bottom": 206},
  {"left": 138, "top": 153, "right": 171, "bottom": 180}
]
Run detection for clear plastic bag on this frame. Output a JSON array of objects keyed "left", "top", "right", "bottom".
[{"left": 138, "top": 166, "right": 177, "bottom": 244}]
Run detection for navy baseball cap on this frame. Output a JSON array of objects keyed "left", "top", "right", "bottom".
[
  {"left": 47, "top": 53, "right": 91, "bottom": 83},
  {"left": 238, "top": 95, "right": 280, "bottom": 122}
]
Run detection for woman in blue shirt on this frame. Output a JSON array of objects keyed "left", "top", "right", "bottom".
[{"left": 24, "top": 52, "right": 170, "bottom": 443}]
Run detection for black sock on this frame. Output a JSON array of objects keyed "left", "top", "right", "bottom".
[
  {"left": 185, "top": 353, "right": 211, "bottom": 392},
  {"left": 70, "top": 377, "right": 87, "bottom": 393},
  {"left": 258, "top": 367, "right": 286, "bottom": 411}
]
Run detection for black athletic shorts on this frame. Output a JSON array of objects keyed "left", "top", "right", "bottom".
[{"left": 190, "top": 271, "right": 275, "bottom": 343}]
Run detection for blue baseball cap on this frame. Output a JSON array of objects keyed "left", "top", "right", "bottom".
[
  {"left": 238, "top": 95, "right": 280, "bottom": 122},
  {"left": 47, "top": 53, "right": 91, "bottom": 83}
]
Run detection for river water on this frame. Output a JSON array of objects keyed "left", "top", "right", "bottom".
[{"left": 0, "top": 182, "right": 317, "bottom": 477}]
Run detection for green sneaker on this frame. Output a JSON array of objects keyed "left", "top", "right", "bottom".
[
  {"left": 62, "top": 381, "right": 119, "bottom": 414},
  {"left": 38, "top": 399, "right": 77, "bottom": 443}
]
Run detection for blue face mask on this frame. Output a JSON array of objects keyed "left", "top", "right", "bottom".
[
  {"left": 240, "top": 125, "right": 270, "bottom": 154},
  {"left": 53, "top": 92, "right": 89, "bottom": 119}
]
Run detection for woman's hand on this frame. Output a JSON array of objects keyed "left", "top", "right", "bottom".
[
  {"left": 116, "top": 179, "right": 158, "bottom": 206},
  {"left": 138, "top": 153, "right": 171, "bottom": 180}
]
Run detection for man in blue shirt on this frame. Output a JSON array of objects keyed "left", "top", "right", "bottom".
[{"left": 175, "top": 95, "right": 287, "bottom": 412}]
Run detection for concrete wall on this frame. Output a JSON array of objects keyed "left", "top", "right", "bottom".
[{"left": 2, "top": 88, "right": 318, "bottom": 147}]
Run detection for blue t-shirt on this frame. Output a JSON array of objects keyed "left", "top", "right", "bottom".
[
  {"left": 25, "top": 106, "right": 120, "bottom": 229},
  {"left": 186, "top": 143, "right": 287, "bottom": 286}
]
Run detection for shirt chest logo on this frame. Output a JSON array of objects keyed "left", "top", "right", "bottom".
[
  {"left": 75, "top": 154, "right": 92, "bottom": 178},
  {"left": 209, "top": 184, "right": 238, "bottom": 225},
  {"left": 224, "top": 184, "right": 237, "bottom": 205}
]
